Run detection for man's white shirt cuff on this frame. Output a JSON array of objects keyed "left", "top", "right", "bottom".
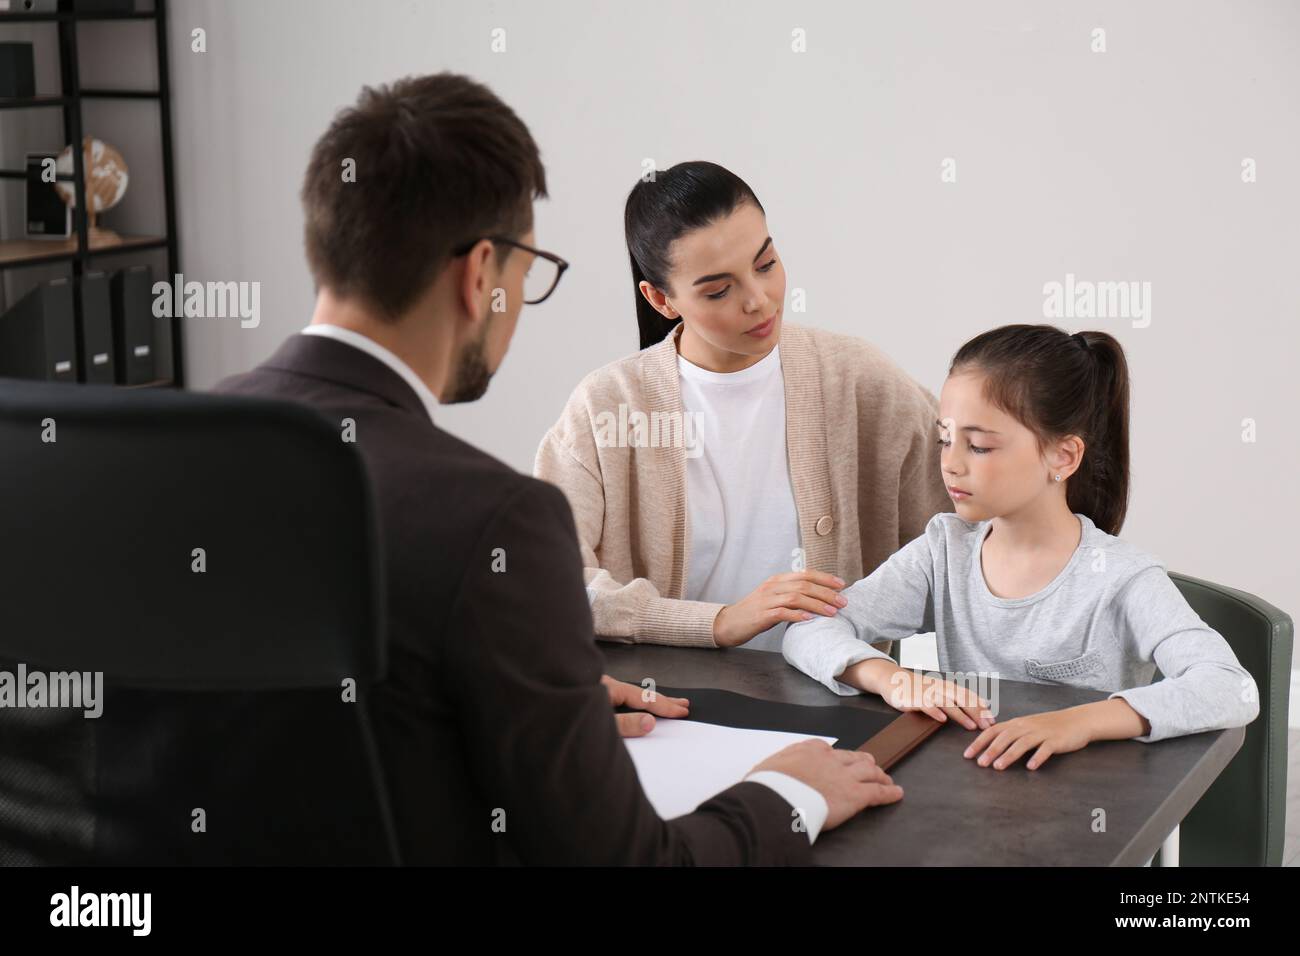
[{"left": 742, "top": 770, "right": 829, "bottom": 844}]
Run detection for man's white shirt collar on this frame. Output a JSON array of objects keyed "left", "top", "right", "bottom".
[{"left": 300, "top": 323, "right": 440, "bottom": 424}]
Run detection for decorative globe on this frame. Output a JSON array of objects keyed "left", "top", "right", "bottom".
[{"left": 54, "top": 137, "right": 129, "bottom": 216}]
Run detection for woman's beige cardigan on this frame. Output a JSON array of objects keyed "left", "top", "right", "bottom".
[{"left": 534, "top": 322, "right": 954, "bottom": 647}]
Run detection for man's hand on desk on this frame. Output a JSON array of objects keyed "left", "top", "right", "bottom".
[
  {"left": 601, "top": 675, "right": 690, "bottom": 738},
  {"left": 752, "top": 739, "right": 905, "bottom": 830}
]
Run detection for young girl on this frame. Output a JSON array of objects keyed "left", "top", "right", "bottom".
[{"left": 782, "top": 324, "right": 1259, "bottom": 770}]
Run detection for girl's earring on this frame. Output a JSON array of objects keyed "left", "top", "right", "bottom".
[{"left": 1054, "top": 475, "right": 1062, "bottom": 482}]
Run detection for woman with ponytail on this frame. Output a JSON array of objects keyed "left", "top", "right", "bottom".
[
  {"left": 783, "top": 324, "right": 1259, "bottom": 763},
  {"left": 535, "top": 161, "right": 952, "bottom": 651}
]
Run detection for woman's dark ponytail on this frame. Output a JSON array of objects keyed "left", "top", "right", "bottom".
[{"left": 624, "top": 161, "right": 764, "bottom": 350}]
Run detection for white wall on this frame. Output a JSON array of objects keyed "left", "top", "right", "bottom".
[{"left": 161, "top": 0, "right": 1298, "bottom": 671}]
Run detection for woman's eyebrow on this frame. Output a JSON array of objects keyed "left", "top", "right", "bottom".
[
  {"left": 692, "top": 236, "right": 774, "bottom": 286},
  {"left": 935, "top": 418, "right": 1001, "bottom": 435}
]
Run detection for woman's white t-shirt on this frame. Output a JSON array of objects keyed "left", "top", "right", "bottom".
[{"left": 677, "top": 344, "right": 802, "bottom": 652}]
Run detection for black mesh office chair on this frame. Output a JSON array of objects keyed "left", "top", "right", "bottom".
[{"left": 0, "top": 378, "right": 399, "bottom": 865}]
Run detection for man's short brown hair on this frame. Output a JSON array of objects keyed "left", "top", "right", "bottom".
[{"left": 301, "top": 72, "right": 547, "bottom": 319}]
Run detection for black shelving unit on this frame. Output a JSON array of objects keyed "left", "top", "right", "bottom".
[{"left": 0, "top": 0, "right": 182, "bottom": 387}]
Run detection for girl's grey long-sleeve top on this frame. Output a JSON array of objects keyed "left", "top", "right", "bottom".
[{"left": 781, "top": 512, "right": 1260, "bottom": 742}]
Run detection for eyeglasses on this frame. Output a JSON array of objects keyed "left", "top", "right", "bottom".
[{"left": 451, "top": 235, "right": 569, "bottom": 305}]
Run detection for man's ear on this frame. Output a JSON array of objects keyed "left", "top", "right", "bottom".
[
  {"left": 638, "top": 279, "right": 679, "bottom": 320},
  {"left": 458, "top": 238, "right": 497, "bottom": 327}
]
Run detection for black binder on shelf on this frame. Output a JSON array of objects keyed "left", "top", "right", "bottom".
[
  {"left": 0, "top": 278, "right": 77, "bottom": 382},
  {"left": 109, "top": 264, "right": 156, "bottom": 385},
  {"left": 78, "top": 270, "right": 115, "bottom": 384}
]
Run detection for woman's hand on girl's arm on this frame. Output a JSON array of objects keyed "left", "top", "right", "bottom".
[
  {"left": 963, "top": 699, "right": 1149, "bottom": 770},
  {"left": 713, "top": 570, "right": 848, "bottom": 647}
]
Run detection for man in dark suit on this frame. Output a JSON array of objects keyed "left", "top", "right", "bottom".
[{"left": 214, "top": 72, "right": 902, "bottom": 864}]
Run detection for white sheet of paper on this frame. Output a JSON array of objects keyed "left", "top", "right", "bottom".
[{"left": 624, "top": 718, "right": 837, "bottom": 820}]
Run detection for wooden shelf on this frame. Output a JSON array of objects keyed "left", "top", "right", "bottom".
[
  {"left": 0, "top": 169, "right": 77, "bottom": 180},
  {"left": 82, "top": 88, "right": 160, "bottom": 99},
  {"left": 0, "top": 91, "right": 162, "bottom": 105},
  {"left": 0, "top": 10, "right": 157, "bottom": 24},
  {"left": 0, "top": 94, "right": 69, "bottom": 111},
  {"left": 0, "top": 233, "right": 167, "bottom": 267},
  {"left": 123, "top": 378, "right": 173, "bottom": 389}
]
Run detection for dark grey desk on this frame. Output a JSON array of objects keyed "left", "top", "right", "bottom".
[{"left": 601, "top": 643, "right": 1244, "bottom": 866}]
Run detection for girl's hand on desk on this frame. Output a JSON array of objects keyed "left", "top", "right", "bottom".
[
  {"left": 601, "top": 675, "right": 690, "bottom": 738},
  {"left": 963, "top": 707, "right": 1093, "bottom": 770},
  {"left": 873, "top": 665, "right": 993, "bottom": 731}
]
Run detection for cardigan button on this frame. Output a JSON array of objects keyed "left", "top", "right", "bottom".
[{"left": 815, "top": 515, "right": 833, "bottom": 536}]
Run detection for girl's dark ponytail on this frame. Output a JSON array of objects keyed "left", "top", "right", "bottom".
[
  {"left": 1067, "top": 332, "right": 1130, "bottom": 536},
  {"left": 624, "top": 161, "right": 764, "bottom": 351}
]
